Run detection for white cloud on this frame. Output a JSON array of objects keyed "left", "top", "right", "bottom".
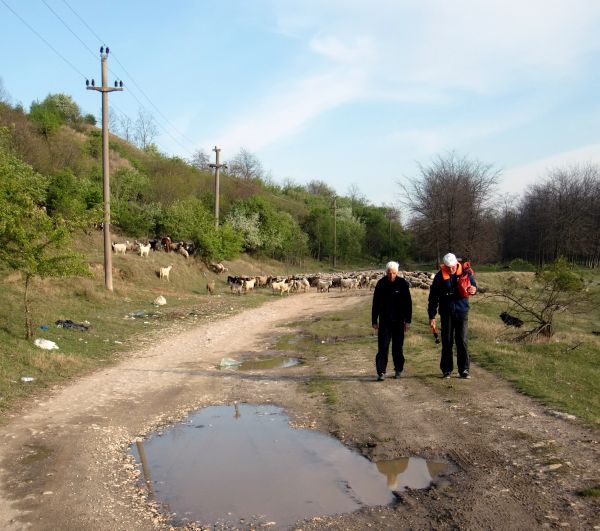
[{"left": 501, "top": 144, "right": 600, "bottom": 194}]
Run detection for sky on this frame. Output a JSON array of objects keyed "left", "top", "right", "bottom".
[{"left": 2, "top": 0, "right": 600, "bottom": 207}]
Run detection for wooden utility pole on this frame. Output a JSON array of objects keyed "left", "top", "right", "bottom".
[
  {"left": 209, "top": 146, "right": 227, "bottom": 229},
  {"left": 86, "top": 46, "right": 123, "bottom": 291},
  {"left": 332, "top": 196, "right": 337, "bottom": 269}
]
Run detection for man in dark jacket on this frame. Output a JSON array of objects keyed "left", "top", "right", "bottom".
[
  {"left": 372, "top": 261, "right": 412, "bottom": 381},
  {"left": 428, "top": 253, "right": 477, "bottom": 379}
]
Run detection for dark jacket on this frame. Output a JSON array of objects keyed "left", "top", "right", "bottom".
[
  {"left": 372, "top": 275, "right": 412, "bottom": 326},
  {"left": 428, "top": 267, "right": 477, "bottom": 318}
]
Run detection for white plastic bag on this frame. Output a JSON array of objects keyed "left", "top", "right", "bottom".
[{"left": 34, "top": 338, "right": 59, "bottom": 350}]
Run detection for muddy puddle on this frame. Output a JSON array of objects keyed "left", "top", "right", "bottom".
[{"left": 130, "top": 404, "right": 450, "bottom": 528}]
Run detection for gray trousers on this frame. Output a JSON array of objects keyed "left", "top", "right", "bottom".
[{"left": 440, "top": 312, "right": 470, "bottom": 374}]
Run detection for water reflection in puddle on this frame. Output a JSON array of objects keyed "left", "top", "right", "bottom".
[
  {"left": 130, "top": 404, "right": 449, "bottom": 528},
  {"left": 238, "top": 357, "right": 301, "bottom": 370}
]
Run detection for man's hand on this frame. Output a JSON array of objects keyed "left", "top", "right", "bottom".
[
  {"left": 467, "top": 285, "right": 477, "bottom": 295},
  {"left": 372, "top": 324, "right": 378, "bottom": 330},
  {"left": 404, "top": 322, "right": 410, "bottom": 332},
  {"left": 429, "top": 318, "right": 436, "bottom": 329}
]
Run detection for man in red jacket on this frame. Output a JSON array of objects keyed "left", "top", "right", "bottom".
[{"left": 372, "top": 261, "right": 412, "bottom": 381}]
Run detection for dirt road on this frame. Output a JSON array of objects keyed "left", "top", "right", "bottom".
[{"left": 0, "top": 292, "right": 598, "bottom": 530}]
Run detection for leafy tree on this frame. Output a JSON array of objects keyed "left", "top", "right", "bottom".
[
  {"left": 335, "top": 206, "right": 366, "bottom": 262},
  {"left": 160, "top": 198, "right": 241, "bottom": 260},
  {"left": 41, "top": 93, "right": 81, "bottom": 124},
  {"left": 29, "top": 101, "right": 62, "bottom": 139},
  {"left": 0, "top": 137, "right": 90, "bottom": 338},
  {"left": 303, "top": 205, "right": 333, "bottom": 260}
]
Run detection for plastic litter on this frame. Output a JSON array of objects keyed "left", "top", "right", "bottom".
[
  {"left": 34, "top": 338, "right": 59, "bottom": 350},
  {"left": 154, "top": 295, "right": 167, "bottom": 306},
  {"left": 219, "top": 357, "right": 242, "bottom": 368},
  {"left": 21, "top": 376, "right": 35, "bottom": 382},
  {"left": 39, "top": 325, "right": 49, "bottom": 331},
  {"left": 55, "top": 319, "right": 90, "bottom": 332},
  {"left": 129, "top": 310, "right": 146, "bottom": 319}
]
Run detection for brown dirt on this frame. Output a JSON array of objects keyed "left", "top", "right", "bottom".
[{"left": 0, "top": 292, "right": 598, "bottom": 530}]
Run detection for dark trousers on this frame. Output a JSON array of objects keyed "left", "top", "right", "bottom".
[
  {"left": 375, "top": 321, "right": 405, "bottom": 375},
  {"left": 440, "top": 312, "right": 469, "bottom": 374}
]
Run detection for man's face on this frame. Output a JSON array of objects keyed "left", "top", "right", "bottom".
[
  {"left": 387, "top": 269, "right": 397, "bottom": 281},
  {"left": 449, "top": 264, "right": 458, "bottom": 274}
]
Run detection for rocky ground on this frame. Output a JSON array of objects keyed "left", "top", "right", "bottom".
[{"left": 0, "top": 291, "right": 598, "bottom": 530}]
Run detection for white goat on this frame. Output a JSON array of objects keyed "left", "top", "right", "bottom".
[
  {"left": 111, "top": 242, "right": 127, "bottom": 255},
  {"left": 139, "top": 243, "right": 151, "bottom": 257},
  {"left": 159, "top": 265, "right": 173, "bottom": 281}
]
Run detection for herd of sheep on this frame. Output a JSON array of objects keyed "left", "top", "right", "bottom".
[{"left": 110, "top": 238, "right": 435, "bottom": 295}]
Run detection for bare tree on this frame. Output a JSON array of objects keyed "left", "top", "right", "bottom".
[
  {"left": 511, "top": 164, "right": 600, "bottom": 266},
  {"left": 401, "top": 152, "right": 499, "bottom": 263},
  {"left": 134, "top": 108, "right": 158, "bottom": 150},
  {"left": 0, "top": 77, "right": 11, "bottom": 105},
  {"left": 118, "top": 113, "right": 134, "bottom": 143},
  {"left": 190, "top": 148, "right": 211, "bottom": 171},
  {"left": 227, "top": 148, "right": 264, "bottom": 180}
]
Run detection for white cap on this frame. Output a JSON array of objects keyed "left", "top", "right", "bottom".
[{"left": 443, "top": 253, "right": 458, "bottom": 267}]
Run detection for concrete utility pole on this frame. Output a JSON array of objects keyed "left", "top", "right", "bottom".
[
  {"left": 332, "top": 196, "right": 337, "bottom": 269},
  {"left": 209, "top": 146, "right": 227, "bottom": 229},
  {"left": 86, "top": 46, "right": 123, "bottom": 291}
]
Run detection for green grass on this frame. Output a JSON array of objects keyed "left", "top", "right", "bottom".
[
  {"left": 274, "top": 271, "right": 600, "bottom": 426},
  {"left": 305, "top": 373, "right": 338, "bottom": 405},
  {"left": 0, "top": 232, "right": 288, "bottom": 418}
]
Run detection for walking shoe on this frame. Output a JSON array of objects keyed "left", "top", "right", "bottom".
[
  {"left": 377, "top": 373, "right": 385, "bottom": 381},
  {"left": 442, "top": 372, "right": 451, "bottom": 379},
  {"left": 459, "top": 371, "right": 471, "bottom": 379},
  {"left": 394, "top": 371, "right": 402, "bottom": 379}
]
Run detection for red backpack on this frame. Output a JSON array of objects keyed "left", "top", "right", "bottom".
[{"left": 457, "top": 261, "right": 473, "bottom": 298}]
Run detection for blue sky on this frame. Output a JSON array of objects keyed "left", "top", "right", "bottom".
[{"left": 2, "top": 0, "right": 600, "bottom": 207}]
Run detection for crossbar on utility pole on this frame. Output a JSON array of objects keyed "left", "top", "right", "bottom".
[
  {"left": 209, "top": 146, "right": 227, "bottom": 229},
  {"left": 86, "top": 46, "right": 123, "bottom": 291}
]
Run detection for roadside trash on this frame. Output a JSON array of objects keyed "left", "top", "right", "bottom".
[
  {"left": 219, "top": 357, "right": 241, "bottom": 368},
  {"left": 21, "top": 376, "right": 35, "bottom": 382},
  {"left": 34, "top": 338, "right": 59, "bottom": 350},
  {"left": 128, "top": 310, "right": 146, "bottom": 319},
  {"left": 55, "top": 319, "right": 90, "bottom": 332},
  {"left": 39, "top": 325, "right": 49, "bottom": 331},
  {"left": 154, "top": 295, "right": 167, "bottom": 306}
]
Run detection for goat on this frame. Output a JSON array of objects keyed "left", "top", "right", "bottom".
[
  {"left": 178, "top": 246, "right": 189, "bottom": 258},
  {"left": 242, "top": 278, "right": 256, "bottom": 292},
  {"left": 111, "top": 242, "right": 127, "bottom": 255},
  {"left": 159, "top": 265, "right": 173, "bottom": 281},
  {"left": 206, "top": 280, "right": 215, "bottom": 295},
  {"left": 230, "top": 282, "right": 243, "bottom": 295},
  {"left": 139, "top": 243, "right": 151, "bottom": 257}
]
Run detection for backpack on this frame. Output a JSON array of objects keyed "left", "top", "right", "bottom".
[{"left": 457, "top": 261, "right": 473, "bottom": 298}]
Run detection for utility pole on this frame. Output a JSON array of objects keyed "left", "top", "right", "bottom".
[
  {"left": 332, "top": 196, "right": 337, "bottom": 270},
  {"left": 86, "top": 46, "right": 123, "bottom": 291},
  {"left": 209, "top": 146, "right": 227, "bottom": 229}
]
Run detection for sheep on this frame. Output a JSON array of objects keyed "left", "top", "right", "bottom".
[
  {"left": 139, "top": 243, "right": 151, "bottom": 257},
  {"left": 297, "top": 278, "right": 310, "bottom": 293},
  {"left": 271, "top": 280, "right": 290, "bottom": 295},
  {"left": 316, "top": 279, "right": 331, "bottom": 293},
  {"left": 159, "top": 265, "right": 173, "bottom": 281},
  {"left": 177, "top": 246, "right": 189, "bottom": 259},
  {"left": 368, "top": 278, "right": 378, "bottom": 290},
  {"left": 206, "top": 280, "right": 215, "bottom": 295},
  {"left": 111, "top": 242, "right": 127, "bottom": 255},
  {"left": 230, "top": 282, "right": 243, "bottom": 295}
]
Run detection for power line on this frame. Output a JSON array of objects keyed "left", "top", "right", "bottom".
[
  {"left": 61, "top": 0, "right": 198, "bottom": 155},
  {"left": 0, "top": 0, "right": 87, "bottom": 80},
  {"left": 41, "top": 0, "right": 98, "bottom": 62}
]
